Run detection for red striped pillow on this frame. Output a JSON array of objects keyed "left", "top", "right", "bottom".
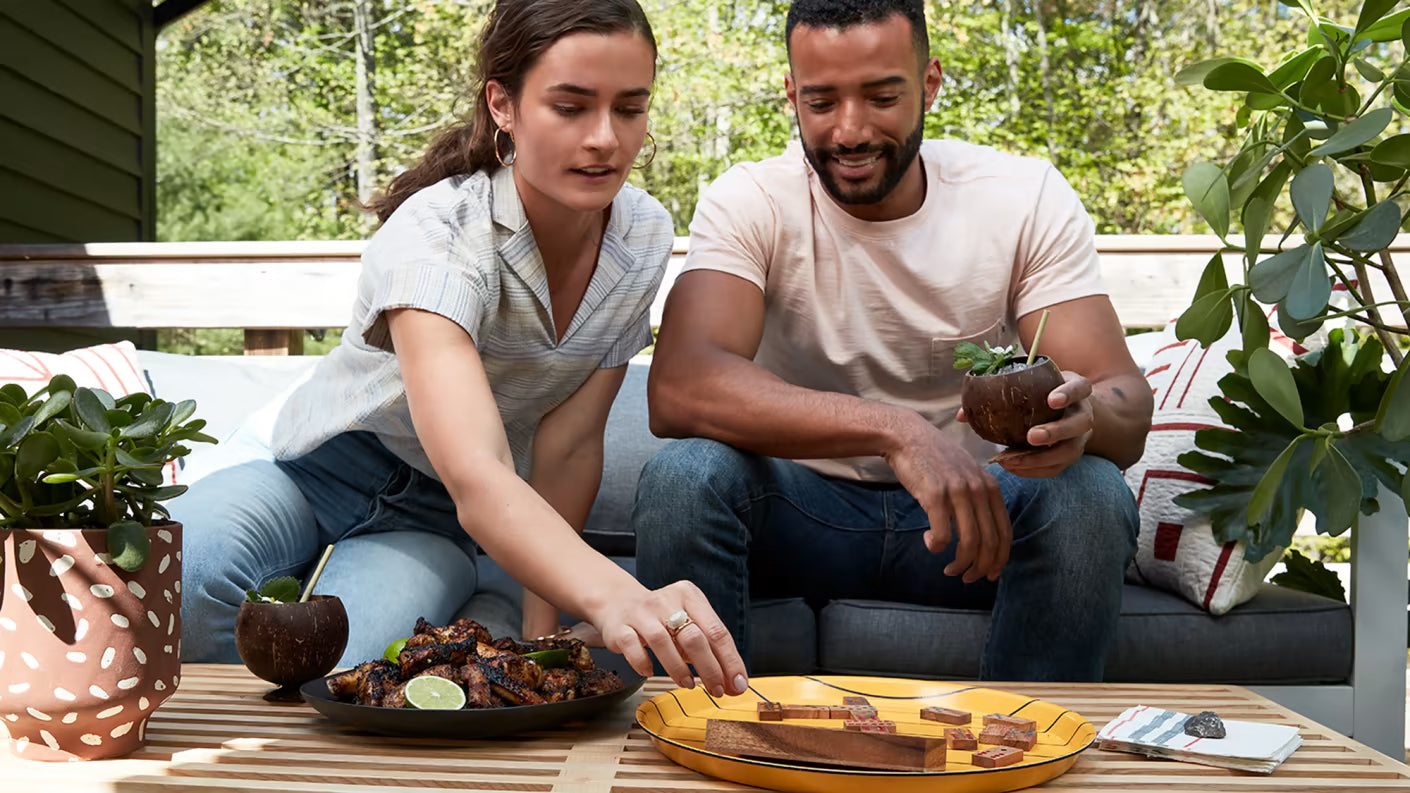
[
  {"left": 1122, "top": 319, "right": 1296, "bottom": 614},
  {"left": 0, "top": 342, "right": 179, "bottom": 485}
]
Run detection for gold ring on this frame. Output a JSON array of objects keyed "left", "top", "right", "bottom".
[{"left": 663, "top": 609, "right": 694, "bottom": 637}]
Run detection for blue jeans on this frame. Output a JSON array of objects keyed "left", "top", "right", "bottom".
[
  {"left": 174, "top": 431, "right": 478, "bottom": 667},
  {"left": 633, "top": 439, "right": 1137, "bottom": 681}
]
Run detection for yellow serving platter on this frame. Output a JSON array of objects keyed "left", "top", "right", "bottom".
[{"left": 636, "top": 675, "right": 1094, "bottom": 793}]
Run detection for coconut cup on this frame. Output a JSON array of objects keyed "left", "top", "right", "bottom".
[
  {"left": 234, "top": 595, "right": 348, "bottom": 701},
  {"left": 961, "top": 355, "right": 1066, "bottom": 448}
]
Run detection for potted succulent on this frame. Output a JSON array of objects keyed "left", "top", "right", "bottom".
[
  {"left": 955, "top": 311, "right": 1064, "bottom": 448},
  {"left": 0, "top": 375, "right": 214, "bottom": 761},
  {"left": 1171, "top": 0, "right": 1410, "bottom": 575}
]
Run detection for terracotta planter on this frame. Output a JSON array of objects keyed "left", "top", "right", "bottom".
[
  {"left": 0, "top": 523, "right": 182, "bottom": 761},
  {"left": 961, "top": 356, "right": 1066, "bottom": 448}
]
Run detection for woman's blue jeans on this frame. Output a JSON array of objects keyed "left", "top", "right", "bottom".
[
  {"left": 633, "top": 439, "right": 1137, "bottom": 681},
  {"left": 173, "top": 431, "right": 477, "bottom": 667}
]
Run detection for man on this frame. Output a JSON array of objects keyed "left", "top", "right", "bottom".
[{"left": 634, "top": 0, "right": 1152, "bottom": 681}]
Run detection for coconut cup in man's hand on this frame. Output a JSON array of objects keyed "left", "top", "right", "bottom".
[{"left": 961, "top": 356, "right": 1066, "bottom": 448}]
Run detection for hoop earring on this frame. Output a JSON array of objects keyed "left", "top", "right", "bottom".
[
  {"left": 633, "top": 131, "right": 657, "bottom": 170},
  {"left": 494, "top": 127, "right": 516, "bottom": 167}
]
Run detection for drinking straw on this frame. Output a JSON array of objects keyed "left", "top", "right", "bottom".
[
  {"left": 1026, "top": 309, "right": 1052, "bottom": 366},
  {"left": 299, "top": 544, "right": 335, "bottom": 603}
]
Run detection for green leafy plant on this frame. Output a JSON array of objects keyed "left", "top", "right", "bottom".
[
  {"left": 954, "top": 342, "right": 1021, "bottom": 376},
  {"left": 1272, "top": 548, "right": 1348, "bottom": 602},
  {"left": 1174, "top": 1, "right": 1410, "bottom": 562},
  {"left": 246, "top": 576, "right": 301, "bottom": 604},
  {"left": 0, "top": 375, "right": 215, "bottom": 570}
]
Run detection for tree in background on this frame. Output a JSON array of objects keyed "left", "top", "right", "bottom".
[{"left": 156, "top": 0, "right": 1384, "bottom": 240}]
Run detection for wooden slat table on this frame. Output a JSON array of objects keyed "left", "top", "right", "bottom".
[{"left": 2, "top": 665, "right": 1407, "bottom": 792}]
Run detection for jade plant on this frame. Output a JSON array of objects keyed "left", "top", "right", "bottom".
[
  {"left": 1174, "top": 0, "right": 1410, "bottom": 565},
  {"left": 0, "top": 375, "right": 215, "bottom": 570}
]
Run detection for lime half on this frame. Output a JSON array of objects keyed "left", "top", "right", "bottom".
[
  {"left": 403, "top": 675, "right": 466, "bottom": 710},
  {"left": 383, "top": 637, "right": 409, "bottom": 663}
]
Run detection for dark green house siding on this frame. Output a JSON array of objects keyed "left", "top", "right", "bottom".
[{"left": 0, "top": 0, "right": 155, "bottom": 244}]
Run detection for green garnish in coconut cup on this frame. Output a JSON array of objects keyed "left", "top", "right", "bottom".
[{"left": 955, "top": 310, "right": 1066, "bottom": 449}]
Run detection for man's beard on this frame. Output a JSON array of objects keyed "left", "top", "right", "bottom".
[{"left": 803, "top": 116, "right": 924, "bottom": 206}]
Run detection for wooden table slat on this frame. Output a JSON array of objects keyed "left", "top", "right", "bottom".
[{"left": 2, "top": 665, "right": 1406, "bottom": 792}]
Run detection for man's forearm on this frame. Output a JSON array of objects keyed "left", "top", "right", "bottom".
[
  {"left": 650, "top": 351, "right": 927, "bottom": 462},
  {"left": 1084, "top": 371, "right": 1154, "bottom": 469}
]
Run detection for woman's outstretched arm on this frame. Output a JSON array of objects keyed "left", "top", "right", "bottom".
[
  {"left": 385, "top": 307, "right": 748, "bottom": 697},
  {"left": 520, "top": 364, "right": 625, "bottom": 639}
]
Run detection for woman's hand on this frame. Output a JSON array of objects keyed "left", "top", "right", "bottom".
[{"left": 590, "top": 580, "right": 749, "bottom": 699}]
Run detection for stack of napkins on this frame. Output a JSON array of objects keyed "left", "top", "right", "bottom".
[{"left": 1097, "top": 705, "right": 1302, "bottom": 773}]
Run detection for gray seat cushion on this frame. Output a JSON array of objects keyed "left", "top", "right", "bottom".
[
  {"left": 1106, "top": 582, "right": 1351, "bottom": 684},
  {"left": 816, "top": 583, "right": 1350, "bottom": 684}
]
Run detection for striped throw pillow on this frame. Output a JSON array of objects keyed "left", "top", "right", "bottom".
[{"left": 0, "top": 341, "right": 178, "bottom": 485}]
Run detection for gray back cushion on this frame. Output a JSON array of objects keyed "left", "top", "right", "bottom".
[{"left": 584, "top": 362, "right": 667, "bottom": 555}]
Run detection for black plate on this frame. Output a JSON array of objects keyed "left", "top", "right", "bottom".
[{"left": 300, "top": 648, "right": 645, "bottom": 738}]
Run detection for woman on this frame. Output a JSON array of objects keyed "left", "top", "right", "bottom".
[{"left": 176, "top": 0, "right": 747, "bottom": 699}]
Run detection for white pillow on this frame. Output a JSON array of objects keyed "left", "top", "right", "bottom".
[
  {"left": 0, "top": 341, "right": 178, "bottom": 485},
  {"left": 1123, "top": 320, "right": 1299, "bottom": 615}
]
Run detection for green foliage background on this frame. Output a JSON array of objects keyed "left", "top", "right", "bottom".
[
  {"left": 157, "top": 0, "right": 1382, "bottom": 243},
  {"left": 153, "top": 0, "right": 1391, "bottom": 355}
]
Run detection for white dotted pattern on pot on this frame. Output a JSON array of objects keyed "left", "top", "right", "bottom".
[{"left": 2, "top": 527, "right": 183, "bottom": 759}]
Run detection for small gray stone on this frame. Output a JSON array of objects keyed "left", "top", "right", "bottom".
[{"left": 1184, "top": 710, "right": 1226, "bottom": 739}]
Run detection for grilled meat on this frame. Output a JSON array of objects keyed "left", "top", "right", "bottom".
[
  {"left": 532, "top": 637, "right": 594, "bottom": 672},
  {"left": 459, "top": 663, "right": 504, "bottom": 709},
  {"left": 483, "top": 662, "right": 546, "bottom": 706},
  {"left": 483, "top": 652, "right": 546, "bottom": 690},
  {"left": 359, "top": 660, "right": 406, "bottom": 707},
  {"left": 409, "top": 617, "right": 493, "bottom": 647},
  {"left": 398, "top": 638, "right": 480, "bottom": 678},
  {"left": 327, "top": 618, "right": 621, "bottom": 708},
  {"left": 493, "top": 637, "right": 534, "bottom": 654},
  {"left": 577, "top": 668, "right": 623, "bottom": 698},
  {"left": 420, "top": 664, "right": 458, "bottom": 681},
  {"left": 540, "top": 668, "right": 579, "bottom": 703},
  {"left": 326, "top": 659, "right": 385, "bottom": 701}
]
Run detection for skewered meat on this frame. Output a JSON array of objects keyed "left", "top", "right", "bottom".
[{"left": 325, "top": 618, "right": 623, "bottom": 709}]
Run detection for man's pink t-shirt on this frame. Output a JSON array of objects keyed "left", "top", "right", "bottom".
[{"left": 682, "top": 139, "right": 1108, "bottom": 482}]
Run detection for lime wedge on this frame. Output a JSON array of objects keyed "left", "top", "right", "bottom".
[
  {"left": 403, "top": 674, "right": 467, "bottom": 710},
  {"left": 521, "top": 649, "right": 571, "bottom": 668},
  {"left": 383, "top": 637, "right": 409, "bottom": 663}
]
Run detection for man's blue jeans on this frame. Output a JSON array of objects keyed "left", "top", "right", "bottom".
[{"left": 633, "top": 439, "right": 1138, "bottom": 681}]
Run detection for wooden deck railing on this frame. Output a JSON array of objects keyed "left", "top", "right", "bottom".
[{"left": 2, "top": 235, "right": 1408, "bottom": 354}]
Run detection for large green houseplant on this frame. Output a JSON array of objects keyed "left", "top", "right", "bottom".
[
  {"left": 1173, "top": 0, "right": 1410, "bottom": 569},
  {"left": 0, "top": 375, "right": 214, "bottom": 761}
]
